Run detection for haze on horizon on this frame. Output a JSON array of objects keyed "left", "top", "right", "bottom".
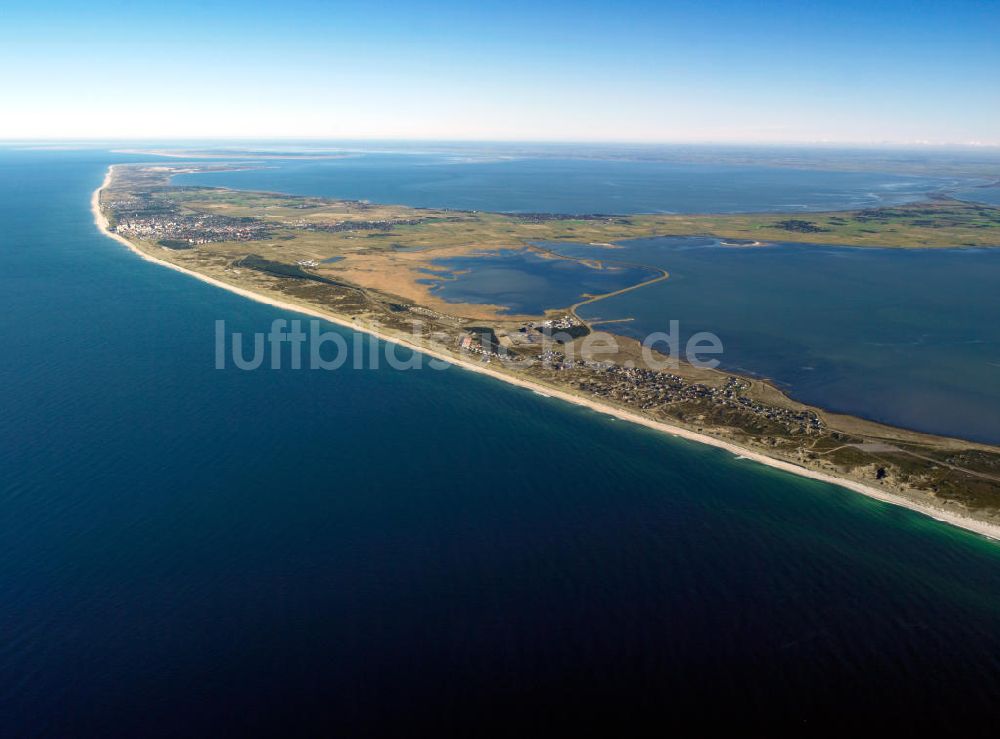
[{"left": 2, "top": 0, "right": 998, "bottom": 146}]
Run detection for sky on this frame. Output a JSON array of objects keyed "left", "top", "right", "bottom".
[{"left": 1, "top": 0, "right": 998, "bottom": 144}]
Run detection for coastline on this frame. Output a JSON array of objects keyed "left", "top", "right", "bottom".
[{"left": 92, "top": 166, "right": 1000, "bottom": 542}]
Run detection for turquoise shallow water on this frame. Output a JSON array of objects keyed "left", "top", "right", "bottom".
[{"left": 2, "top": 148, "right": 1000, "bottom": 732}]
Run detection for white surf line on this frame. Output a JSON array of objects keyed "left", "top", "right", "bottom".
[{"left": 92, "top": 166, "right": 1000, "bottom": 543}]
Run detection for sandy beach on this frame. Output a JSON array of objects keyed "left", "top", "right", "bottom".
[{"left": 92, "top": 166, "right": 1000, "bottom": 542}]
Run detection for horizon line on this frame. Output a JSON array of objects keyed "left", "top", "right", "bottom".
[{"left": 3, "top": 136, "right": 1000, "bottom": 150}]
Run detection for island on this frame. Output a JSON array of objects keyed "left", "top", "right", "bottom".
[{"left": 94, "top": 163, "right": 1000, "bottom": 539}]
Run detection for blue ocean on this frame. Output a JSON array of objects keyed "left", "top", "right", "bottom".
[{"left": 2, "top": 147, "right": 1000, "bottom": 733}]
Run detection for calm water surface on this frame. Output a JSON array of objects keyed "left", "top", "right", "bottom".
[
  {"left": 176, "top": 153, "right": 957, "bottom": 214},
  {"left": 953, "top": 185, "right": 1000, "bottom": 206},
  {"left": 421, "top": 249, "right": 656, "bottom": 315},
  {"left": 179, "top": 153, "right": 1000, "bottom": 443},
  {"left": 548, "top": 238, "right": 1000, "bottom": 444},
  {"left": 2, "top": 148, "right": 999, "bottom": 733}
]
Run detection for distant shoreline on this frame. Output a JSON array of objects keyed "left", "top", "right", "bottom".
[{"left": 92, "top": 166, "right": 1000, "bottom": 542}]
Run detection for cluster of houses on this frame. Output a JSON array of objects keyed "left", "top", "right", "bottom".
[
  {"left": 539, "top": 316, "right": 579, "bottom": 330},
  {"left": 453, "top": 319, "right": 823, "bottom": 434},
  {"left": 114, "top": 213, "right": 271, "bottom": 245},
  {"left": 729, "top": 393, "right": 824, "bottom": 432},
  {"left": 106, "top": 190, "right": 272, "bottom": 246},
  {"left": 567, "top": 363, "right": 824, "bottom": 433},
  {"left": 504, "top": 316, "right": 586, "bottom": 347},
  {"left": 459, "top": 327, "right": 506, "bottom": 361},
  {"left": 459, "top": 314, "right": 587, "bottom": 359}
]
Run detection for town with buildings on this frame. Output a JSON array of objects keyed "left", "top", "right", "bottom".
[
  {"left": 455, "top": 320, "right": 824, "bottom": 437},
  {"left": 97, "top": 163, "right": 1000, "bottom": 519},
  {"left": 103, "top": 190, "right": 273, "bottom": 247}
]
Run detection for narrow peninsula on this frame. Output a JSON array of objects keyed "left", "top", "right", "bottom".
[{"left": 94, "top": 163, "right": 1000, "bottom": 540}]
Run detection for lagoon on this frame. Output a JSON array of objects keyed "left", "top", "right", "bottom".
[
  {"left": 420, "top": 249, "right": 657, "bottom": 315},
  {"left": 3, "top": 147, "right": 1000, "bottom": 732},
  {"left": 175, "top": 152, "right": 958, "bottom": 214},
  {"left": 550, "top": 237, "right": 1000, "bottom": 444}
]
